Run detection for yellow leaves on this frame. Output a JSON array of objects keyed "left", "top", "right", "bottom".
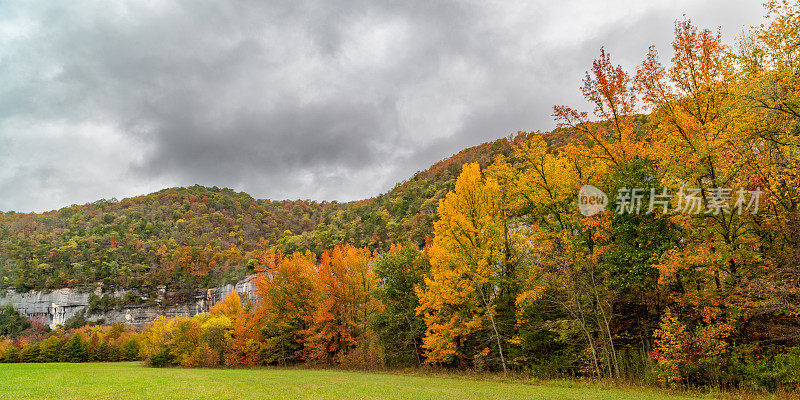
[
  {"left": 636, "top": 19, "right": 743, "bottom": 189},
  {"left": 140, "top": 314, "right": 232, "bottom": 368},
  {"left": 210, "top": 291, "right": 243, "bottom": 319},
  {"left": 420, "top": 320, "right": 458, "bottom": 364},
  {"left": 428, "top": 163, "right": 505, "bottom": 273},
  {"left": 140, "top": 315, "right": 175, "bottom": 357},
  {"left": 198, "top": 315, "right": 234, "bottom": 358},
  {"left": 0, "top": 338, "right": 11, "bottom": 357},
  {"left": 510, "top": 135, "right": 578, "bottom": 212},
  {"left": 654, "top": 249, "right": 682, "bottom": 285},
  {"left": 417, "top": 263, "right": 476, "bottom": 312},
  {"left": 417, "top": 162, "right": 518, "bottom": 363},
  {"left": 515, "top": 288, "right": 543, "bottom": 310}
]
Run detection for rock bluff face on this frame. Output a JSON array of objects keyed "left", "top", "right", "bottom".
[{"left": 0, "top": 277, "right": 257, "bottom": 329}]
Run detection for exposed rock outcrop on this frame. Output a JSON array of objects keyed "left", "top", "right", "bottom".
[{"left": 0, "top": 276, "right": 257, "bottom": 329}]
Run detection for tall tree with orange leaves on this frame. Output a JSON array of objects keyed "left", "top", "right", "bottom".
[
  {"left": 732, "top": 0, "right": 800, "bottom": 324},
  {"left": 252, "top": 250, "right": 321, "bottom": 365},
  {"left": 635, "top": 21, "right": 754, "bottom": 376},
  {"left": 553, "top": 47, "right": 645, "bottom": 170},
  {"left": 304, "top": 244, "right": 380, "bottom": 366}
]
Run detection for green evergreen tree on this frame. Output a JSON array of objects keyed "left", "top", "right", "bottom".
[
  {"left": 64, "top": 335, "right": 87, "bottom": 363},
  {"left": 121, "top": 338, "right": 140, "bottom": 361},
  {"left": 371, "top": 245, "right": 429, "bottom": 366},
  {"left": 19, "top": 343, "right": 40, "bottom": 363},
  {"left": 0, "top": 305, "right": 30, "bottom": 338},
  {"left": 37, "top": 335, "right": 63, "bottom": 362}
]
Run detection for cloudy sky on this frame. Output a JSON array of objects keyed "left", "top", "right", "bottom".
[{"left": 0, "top": 0, "right": 764, "bottom": 212}]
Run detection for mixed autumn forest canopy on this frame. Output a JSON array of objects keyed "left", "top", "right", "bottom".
[
  {"left": 0, "top": 139, "right": 513, "bottom": 294},
  {"left": 2, "top": 0, "right": 800, "bottom": 391}
]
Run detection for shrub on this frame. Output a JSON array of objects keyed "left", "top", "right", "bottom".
[
  {"left": 2, "top": 345, "right": 20, "bottom": 363},
  {"left": 148, "top": 348, "right": 174, "bottom": 367},
  {"left": 730, "top": 346, "right": 800, "bottom": 391},
  {"left": 20, "top": 343, "right": 40, "bottom": 362}
]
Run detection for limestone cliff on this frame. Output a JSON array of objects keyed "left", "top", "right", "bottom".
[{"left": 0, "top": 277, "right": 257, "bottom": 329}]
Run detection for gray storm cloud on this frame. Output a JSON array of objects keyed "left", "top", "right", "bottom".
[{"left": 0, "top": 0, "right": 762, "bottom": 212}]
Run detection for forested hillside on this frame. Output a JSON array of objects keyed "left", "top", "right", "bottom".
[{"left": 0, "top": 138, "right": 512, "bottom": 295}]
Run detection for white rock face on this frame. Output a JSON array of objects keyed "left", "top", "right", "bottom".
[{"left": 0, "top": 276, "right": 258, "bottom": 329}]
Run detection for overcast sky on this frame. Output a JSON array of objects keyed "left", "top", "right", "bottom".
[{"left": 0, "top": 0, "right": 764, "bottom": 212}]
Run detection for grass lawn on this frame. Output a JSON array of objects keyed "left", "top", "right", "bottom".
[{"left": 0, "top": 362, "right": 719, "bottom": 400}]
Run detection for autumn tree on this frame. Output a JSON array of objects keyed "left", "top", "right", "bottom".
[
  {"left": 634, "top": 21, "right": 767, "bottom": 381},
  {"left": 304, "top": 244, "right": 380, "bottom": 366},
  {"left": 418, "top": 163, "right": 519, "bottom": 372},
  {"left": 731, "top": 0, "right": 800, "bottom": 332},
  {"left": 210, "top": 291, "right": 244, "bottom": 319},
  {"left": 546, "top": 46, "right": 654, "bottom": 378},
  {"left": 252, "top": 250, "right": 320, "bottom": 365},
  {"left": 553, "top": 47, "right": 643, "bottom": 170}
]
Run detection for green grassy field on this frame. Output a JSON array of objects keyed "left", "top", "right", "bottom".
[{"left": 0, "top": 362, "right": 718, "bottom": 400}]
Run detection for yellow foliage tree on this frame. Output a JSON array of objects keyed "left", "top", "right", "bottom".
[
  {"left": 417, "top": 162, "right": 519, "bottom": 372},
  {"left": 210, "top": 291, "right": 244, "bottom": 319}
]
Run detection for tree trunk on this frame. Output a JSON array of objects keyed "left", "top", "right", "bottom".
[{"left": 479, "top": 285, "right": 507, "bottom": 373}]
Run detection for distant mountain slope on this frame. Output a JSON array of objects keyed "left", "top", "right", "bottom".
[
  {"left": 0, "top": 137, "right": 515, "bottom": 296},
  {"left": 0, "top": 186, "right": 336, "bottom": 294},
  {"left": 277, "top": 137, "right": 516, "bottom": 254}
]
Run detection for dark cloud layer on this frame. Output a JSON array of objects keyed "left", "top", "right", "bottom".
[{"left": 0, "top": 0, "right": 763, "bottom": 212}]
